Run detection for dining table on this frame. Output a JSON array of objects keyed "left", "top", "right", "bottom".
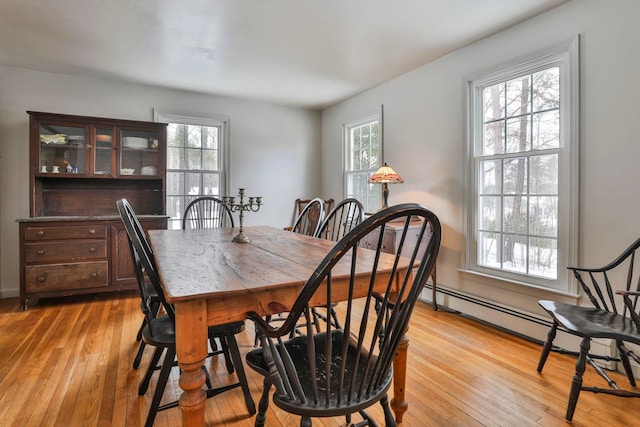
[{"left": 148, "top": 225, "right": 414, "bottom": 427}]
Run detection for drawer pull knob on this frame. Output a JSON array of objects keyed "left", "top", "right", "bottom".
[
  {"left": 37, "top": 231, "right": 45, "bottom": 236},
  {"left": 90, "top": 272, "right": 98, "bottom": 278},
  {"left": 37, "top": 250, "right": 45, "bottom": 255},
  {"left": 89, "top": 247, "right": 96, "bottom": 253},
  {"left": 89, "top": 229, "right": 96, "bottom": 234},
  {"left": 37, "top": 276, "right": 46, "bottom": 282}
]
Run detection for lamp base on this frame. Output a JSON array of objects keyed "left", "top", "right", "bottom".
[{"left": 381, "top": 182, "right": 390, "bottom": 210}]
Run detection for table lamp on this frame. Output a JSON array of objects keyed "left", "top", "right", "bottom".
[{"left": 368, "top": 162, "right": 404, "bottom": 210}]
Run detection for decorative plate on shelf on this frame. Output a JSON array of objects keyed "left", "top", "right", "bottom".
[{"left": 40, "top": 134, "right": 67, "bottom": 144}]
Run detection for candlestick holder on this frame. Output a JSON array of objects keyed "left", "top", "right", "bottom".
[{"left": 222, "top": 188, "right": 262, "bottom": 243}]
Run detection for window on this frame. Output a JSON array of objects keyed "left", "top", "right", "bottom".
[
  {"left": 344, "top": 111, "right": 382, "bottom": 213},
  {"left": 464, "top": 38, "right": 579, "bottom": 291},
  {"left": 154, "top": 111, "right": 228, "bottom": 230}
]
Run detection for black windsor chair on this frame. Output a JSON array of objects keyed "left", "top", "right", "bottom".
[
  {"left": 117, "top": 199, "right": 255, "bottom": 426},
  {"left": 182, "top": 196, "right": 234, "bottom": 230},
  {"left": 537, "top": 236, "right": 640, "bottom": 421},
  {"left": 246, "top": 203, "right": 441, "bottom": 427}
]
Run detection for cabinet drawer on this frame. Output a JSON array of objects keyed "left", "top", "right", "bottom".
[
  {"left": 25, "top": 240, "right": 107, "bottom": 263},
  {"left": 25, "top": 261, "right": 108, "bottom": 293},
  {"left": 360, "top": 229, "right": 395, "bottom": 253},
  {"left": 25, "top": 225, "right": 107, "bottom": 241}
]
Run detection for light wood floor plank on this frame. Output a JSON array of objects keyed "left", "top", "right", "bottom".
[{"left": 2, "top": 292, "right": 640, "bottom": 426}]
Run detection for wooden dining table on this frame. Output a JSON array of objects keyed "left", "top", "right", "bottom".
[{"left": 148, "top": 225, "right": 413, "bottom": 427}]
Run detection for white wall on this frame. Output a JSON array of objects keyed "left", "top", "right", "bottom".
[
  {"left": 0, "top": 67, "right": 321, "bottom": 297},
  {"left": 322, "top": 0, "right": 640, "bottom": 340}
]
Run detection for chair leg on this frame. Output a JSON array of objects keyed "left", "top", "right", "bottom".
[
  {"left": 255, "top": 316, "right": 271, "bottom": 347},
  {"left": 617, "top": 340, "right": 637, "bottom": 387},
  {"left": 139, "top": 347, "right": 163, "bottom": 395},
  {"left": 300, "top": 416, "right": 312, "bottom": 427},
  {"left": 254, "top": 377, "right": 272, "bottom": 427},
  {"left": 226, "top": 334, "right": 256, "bottom": 415},
  {"left": 133, "top": 341, "right": 146, "bottom": 369},
  {"left": 537, "top": 321, "right": 558, "bottom": 373},
  {"left": 380, "top": 394, "right": 396, "bottom": 427},
  {"left": 136, "top": 319, "right": 144, "bottom": 341},
  {"left": 218, "top": 336, "right": 235, "bottom": 374},
  {"left": 566, "top": 337, "right": 589, "bottom": 422},
  {"left": 145, "top": 347, "right": 175, "bottom": 427}
]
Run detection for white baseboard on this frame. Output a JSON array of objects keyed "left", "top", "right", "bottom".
[{"left": 0, "top": 287, "right": 19, "bottom": 299}]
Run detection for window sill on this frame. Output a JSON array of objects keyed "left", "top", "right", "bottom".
[{"left": 457, "top": 268, "right": 580, "bottom": 303}]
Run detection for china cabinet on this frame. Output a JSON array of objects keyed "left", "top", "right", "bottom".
[{"left": 18, "top": 111, "right": 168, "bottom": 310}]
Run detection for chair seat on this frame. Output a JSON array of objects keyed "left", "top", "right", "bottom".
[
  {"left": 539, "top": 300, "right": 640, "bottom": 342},
  {"left": 209, "top": 320, "right": 245, "bottom": 336},
  {"left": 246, "top": 331, "right": 392, "bottom": 417},
  {"left": 142, "top": 315, "right": 176, "bottom": 347}
]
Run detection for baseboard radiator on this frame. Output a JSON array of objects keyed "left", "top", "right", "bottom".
[{"left": 421, "top": 284, "right": 630, "bottom": 374}]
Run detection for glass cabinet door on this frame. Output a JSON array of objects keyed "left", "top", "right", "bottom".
[
  {"left": 94, "top": 128, "right": 115, "bottom": 176},
  {"left": 38, "top": 124, "right": 87, "bottom": 175},
  {"left": 120, "top": 129, "right": 161, "bottom": 177}
]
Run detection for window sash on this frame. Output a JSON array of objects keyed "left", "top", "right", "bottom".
[
  {"left": 344, "top": 113, "right": 382, "bottom": 213},
  {"left": 155, "top": 111, "right": 228, "bottom": 230},
  {"left": 465, "top": 38, "right": 579, "bottom": 292}
]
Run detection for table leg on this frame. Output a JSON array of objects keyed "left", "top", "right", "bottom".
[
  {"left": 391, "top": 330, "right": 409, "bottom": 423},
  {"left": 175, "top": 301, "right": 209, "bottom": 427}
]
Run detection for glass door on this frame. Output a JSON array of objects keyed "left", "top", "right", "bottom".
[{"left": 38, "top": 123, "right": 87, "bottom": 175}]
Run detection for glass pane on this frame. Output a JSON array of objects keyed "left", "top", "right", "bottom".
[
  {"left": 530, "top": 154, "right": 558, "bottom": 194},
  {"left": 167, "top": 123, "right": 185, "bottom": 147},
  {"left": 203, "top": 126, "right": 218, "bottom": 149},
  {"left": 478, "top": 230, "right": 501, "bottom": 269},
  {"left": 503, "top": 158, "right": 527, "bottom": 194},
  {"left": 479, "top": 196, "right": 501, "bottom": 232},
  {"left": 529, "top": 237, "right": 557, "bottom": 279},
  {"left": 187, "top": 125, "right": 201, "bottom": 148},
  {"left": 39, "top": 124, "right": 86, "bottom": 174},
  {"left": 532, "top": 67, "right": 560, "bottom": 112},
  {"left": 503, "top": 196, "right": 528, "bottom": 234},
  {"left": 202, "top": 149, "right": 218, "bottom": 171},
  {"left": 185, "top": 148, "right": 202, "bottom": 170},
  {"left": 166, "top": 195, "right": 183, "bottom": 221},
  {"left": 479, "top": 160, "right": 502, "bottom": 194},
  {"left": 167, "top": 147, "right": 183, "bottom": 169},
  {"left": 532, "top": 110, "right": 560, "bottom": 150},
  {"left": 202, "top": 173, "right": 220, "bottom": 195},
  {"left": 482, "top": 120, "right": 505, "bottom": 156},
  {"left": 483, "top": 83, "right": 504, "bottom": 121},
  {"left": 166, "top": 172, "right": 184, "bottom": 196},
  {"left": 95, "top": 149, "right": 112, "bottom": 175},
  {"left": 186, "top": 173, "right": 201, "bottom": 195},
  {"left": 506, "top": 75, "right": 531, "bottom": 117},
  {"left": 502, "top": 233, "right": 527, "bottom": 274},
  {"left": 506, "top": 116, "right": 530, "bottom": 153},
  {"left": 530, "top": 196, "right": 558, "bottom": 237}
]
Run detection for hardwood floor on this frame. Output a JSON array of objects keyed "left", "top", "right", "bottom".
[{"left": 1, "top": 292, "right": 639, "bottom": 426}]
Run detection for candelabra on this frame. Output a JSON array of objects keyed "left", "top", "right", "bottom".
[{"left": 222, "top": 188, "right": 263, "bottom": 243}]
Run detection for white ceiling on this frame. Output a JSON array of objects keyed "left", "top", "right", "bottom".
[{"left": 0, "top": 0, "right": 569, "bottom": 110}]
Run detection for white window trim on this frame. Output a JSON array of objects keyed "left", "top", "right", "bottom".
[
  {"left": 462, "top": 36, "right": 580, "bottom": 294},
  {"left": 153, "top": 109, "right": 231, "bottom": 196},
  {"left": 342, "top": 106, "right": 383, "bottom": 213}
]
